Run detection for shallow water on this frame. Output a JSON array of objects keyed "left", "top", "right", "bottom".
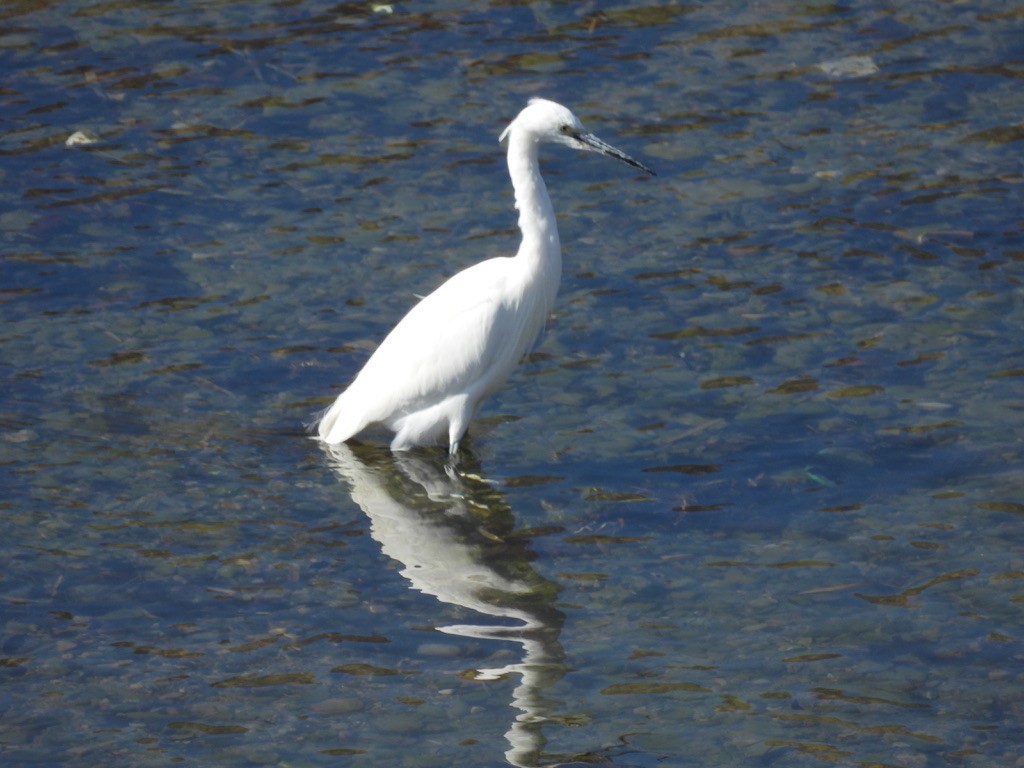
[{"left": 2, "top": 1, "right": 1023, "bottom": 766}]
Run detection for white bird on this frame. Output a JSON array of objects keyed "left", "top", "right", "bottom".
[{"left": 316, "top": 98, "right": 654, "bottom": 455}]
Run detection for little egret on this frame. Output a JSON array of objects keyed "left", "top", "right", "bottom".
[{"left": 316, "top": 98, "right": 654, "bottom": 454}]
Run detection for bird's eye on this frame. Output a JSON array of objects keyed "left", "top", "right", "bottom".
[{"left": 559, "top": 124, "right": 574, "bottom": 135}]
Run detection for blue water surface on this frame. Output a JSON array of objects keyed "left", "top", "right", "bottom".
[{"left": 2, "top": 1, "right": 1022, "bottom": 766}]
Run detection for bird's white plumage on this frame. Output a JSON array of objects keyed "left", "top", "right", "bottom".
[
  {"left": 318, "top": 255, "right": 547, "bottom": 451},
  {"left": 316, "top": 98, "right": 653, "bottom": 454}
]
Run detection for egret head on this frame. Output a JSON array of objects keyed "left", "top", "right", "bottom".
[{"left": 500, "top": 98, "right": 655, "bottom": 176}]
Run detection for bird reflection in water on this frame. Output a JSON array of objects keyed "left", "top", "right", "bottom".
[{"left": 322, "top": 443, "right": 567, "bottom": 768}]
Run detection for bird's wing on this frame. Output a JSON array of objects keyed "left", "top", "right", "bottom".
[{"left": 329, "top": 257, "right": 523, "bottom": 431}]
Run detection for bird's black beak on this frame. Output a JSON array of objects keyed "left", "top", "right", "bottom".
[{"left": 576, "top": 131, "right": 656, "bottom": 176}]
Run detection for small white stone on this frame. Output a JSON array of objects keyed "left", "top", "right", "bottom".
[
  {"left": 65, "top": 130, "right": 97, "bottom": 147},
  {"left": 818, "top": 55, "right": 879, "bottom": 79}
]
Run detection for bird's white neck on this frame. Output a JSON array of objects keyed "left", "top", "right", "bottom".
[{"left": 507, "top": 133, "right": 562, "bottom": 281}]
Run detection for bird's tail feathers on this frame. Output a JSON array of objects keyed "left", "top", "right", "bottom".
[{"left": 314, "top": 393, "right": 367, "bottom": 445}]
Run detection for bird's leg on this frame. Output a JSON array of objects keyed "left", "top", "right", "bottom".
[
  {"left": 444, "top": 445, "right": 461, "bottom": 472},
  {"left": 447, "top": 412, "right": 469, "bottom": 463}
]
